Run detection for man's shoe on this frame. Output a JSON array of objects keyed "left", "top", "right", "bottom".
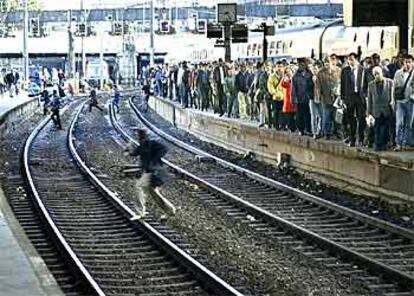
[{"left": 130, "top": 212, "right": 146, "bottom": 221}]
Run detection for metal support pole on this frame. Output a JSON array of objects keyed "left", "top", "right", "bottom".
[
  {"left": 262, "top": 23, "right": 268, "bottom": 62},
  {"left": 150, "top": 0, "right": 155, "bottom": 66},
  {"left": 80, "top": 0, "right": 86, "bottom": 78},
  {"left": 99, "top": 30, "right": 104, "bottom": 90},
  {"left": 121, "top": 8, "right": 125, "bottom": 55},
  {"left": 224, "top": 24, "right": 231, "bottom": 62},
  {"left": 399, "top": 22, "right": 409, "bottom": 52},
  {"left": 23, "top": 0, "right": 29, "bottom": 82},
  {"left": 67, "top": 10, "right": 75, "bottom": 79}
]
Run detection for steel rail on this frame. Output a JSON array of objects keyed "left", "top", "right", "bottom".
[
  {"left": 127, "top": 95, "right": 414, "bottom": 291},
  {"left": 22, "top": 102, "right": 106, "bottom": 296},
  {"left": 129, "top": 96, "right": 413, "bottom": 240},
  {"left": 70, "top": 100, "right": 244, "bottom": 296}
]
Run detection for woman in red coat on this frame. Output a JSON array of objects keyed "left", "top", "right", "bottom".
[{"left": 281, "top": 67, "right": 297, "bottom": 131}]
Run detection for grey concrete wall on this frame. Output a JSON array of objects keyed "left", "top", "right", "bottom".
[
  {"left": 0, "top": 98, "right": 39, "bottom": 138},
  {"left": 149, "top": 96, "right": 414, "bottom": 206}
]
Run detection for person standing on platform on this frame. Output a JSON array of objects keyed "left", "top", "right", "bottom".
[
  {"left": 13, "top": 69, "right": 20, "bottom": 96},
  {"left": 292, "top": 58, "right": 313, "bottom": 136},
  {"left": 88, "top": 85, "right": 104, "bottom": 113},
  {"left": 235, "top": 63, "right": 249, "bottom": 119},
  {"left": 340, "top": 52, "right": 366, "bottom": 147},
  {"left": 179, "top": 62, "right": 190, "bottom": 108},
  {"left": 5, "top": 70, "right": 14, "bottom": 98},
  {"left": 281, "top": 66, "right": 297, "bottom": 132},
  {"left": 0, "top": 70, "right": 6, "bottom": 95},
  {"left": 124, "top": 129, "right": 176, "bottom": 220},
  {"left": 318, "top": 56, "right": 341, "bottom": 140},
  {"left": 309, "top": 61, "right": 323, "bottom": 139},
  {"left": 267, "top": 62, "right": 285, "bottom": 129},
  {"left": 224, "top": 65, "right": 238, "bottom": 118},
  {"left": 212, "top": 59, "right": 226, "bottom": 116},
  {"left": 252, "top": 62, "right": 269, "bottom": 127},
  {"left": 393, "top": 54, "right": 414, "bottom": 151},
  {"left": 245, "top": 63, "right": 255, "bottom": 120},
  {"left": 50, "top": 90, "right": 62, "bottom": 130},
  {"left": 195, "top": 63, "right": 210, "bottom": 111},
  {"left": 367, "top": 66, "right": 394, "bottom": 151}
]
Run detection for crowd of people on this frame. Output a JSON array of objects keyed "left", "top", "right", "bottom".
[
  {"left": 141, "top": 51, "right": 414, "bottom": 152},
  {"left": 0, "top": 68, "right": 21, "bottom": 97}
]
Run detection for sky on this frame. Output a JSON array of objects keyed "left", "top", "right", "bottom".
[
  {"left": 41, "top": 0, "right": 342, "bottom": 10},
  {"left": 41, "top": 0, "right": 148, "bottom": 10}
]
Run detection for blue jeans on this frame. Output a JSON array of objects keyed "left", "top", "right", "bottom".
[
  {"left": 180, "top": 84, "right": 189, "bottom": 108},
  {"left": 395, "top": 100, "right": 414, "bottom": 146},
  {"left": 227, "top": 94, "right": 239, "bottom": 117},
  {"left": 156, "top": 80, "right": 163, "bottom": 96},
  {"left": 321, "top": 103, "right": 335, "bottom": 137},
  {"left": 309, "top": 100, "right": 323, "bottom": 136}
]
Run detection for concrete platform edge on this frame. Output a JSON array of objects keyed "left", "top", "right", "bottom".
[
  {"left": 0, "top": 184, "right": 64, "bottom": 295},
  {"left": 148, "top": 96, "right": 414, "bottom": 207}
]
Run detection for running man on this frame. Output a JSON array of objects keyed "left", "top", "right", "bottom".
[{"left": 124, "top": 129, "right": 176, "bottom": 220}]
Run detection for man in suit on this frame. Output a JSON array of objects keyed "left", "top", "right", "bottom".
[
  {"left": 212, "top": 59, "right": 226, "bottom": 116},
  {"left": 367, "top": 67, "right": 393, "bottom": 151},
  {"left": 340, "top": 52, "right": 366, "bottom": 147}
]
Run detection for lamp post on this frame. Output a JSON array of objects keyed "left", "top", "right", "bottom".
[
  {"left": 150, "top": 0, "right": 155, "bottom": 66},
  {"left": 23, "top": 0, "right": 29, "bottom": 82}
]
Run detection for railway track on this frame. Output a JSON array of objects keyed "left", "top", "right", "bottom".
[
  {"left": 2, "top": 103, "right": 88, "bottom": 295},
  {"left": 22, "top": 99, "right": 242, "bottom": 295},
  {"left": 110, "top": 94, "right": 413, "bottom": 295}
]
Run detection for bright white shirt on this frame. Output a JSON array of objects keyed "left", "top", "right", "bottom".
[
  {"left": 353, "top": 66, "right": 358, "bottom": 93},
  {"left": 219, "top": 66, "right": 225, "bottom": 84},
  {"left": 177, "top": 67, "right": 184, "bottom": 86}
]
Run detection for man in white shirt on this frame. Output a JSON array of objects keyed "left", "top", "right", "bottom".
[{"left": 392, "top": 54, "right": 414, "bottom": 150}]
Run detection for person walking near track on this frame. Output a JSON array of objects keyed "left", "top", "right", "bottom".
[
  {"left": 112, "top": 85, "right": 122, "bottom": 113},
  {"left": 88, "top": 86, "right": 104, "bottom": 112},
  {"left": 124, "top": 129, "right": 176, "bottom": 220},
  {"left": 50, "top": 90, "right": 62, "bottom": 129}
]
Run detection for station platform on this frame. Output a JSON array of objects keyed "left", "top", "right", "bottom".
[
  {"left": 0, "top": 93, "right": 63, "bottom": 296},
  {"left": 0, "top": 91, "right": 33, "bottom": 115},
  {"left": 148, "top": 96, "right": 414, "bottom": 206}
]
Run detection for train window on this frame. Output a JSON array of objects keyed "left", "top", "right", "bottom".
[
  {"left": 289, "top": 40, "right": 293, "bottom": 48},
  {"left": 247, "top": 44, "right": 251, "bottom": 56},
  {"left": 258, "top": 44, "right": 262, "bottom": 56},
  {"left": 366, "top": 32, "right": 370, "bottom": 47},
  {"left": 270, "top": 41, "right": 276, "bottom": 56},
  {"left": 354, "top": 33, "right": 357, "bottom": 42},
  {"left": 276, "top": 41, "right": 282, "bottom": 49},
  {"left": 252, "top": 44, "right": 257, "bottom": 56},
  {"left": 380, "top": 30, "right": 385, "bottom": 49}
]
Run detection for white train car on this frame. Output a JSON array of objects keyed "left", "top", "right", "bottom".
[
  {"left": 241, "top": 20, "right": 399, "bottom": 62},
  {"left": 191, "top": 20, "right": 400, "bottom": 63}
]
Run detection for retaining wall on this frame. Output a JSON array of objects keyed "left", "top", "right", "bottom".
[
  {"left": 149, "top": 96, "right": 414, "bottom": 206},
  {"left": 0, "top": 98, "right": 39, "bottom": 138}
]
